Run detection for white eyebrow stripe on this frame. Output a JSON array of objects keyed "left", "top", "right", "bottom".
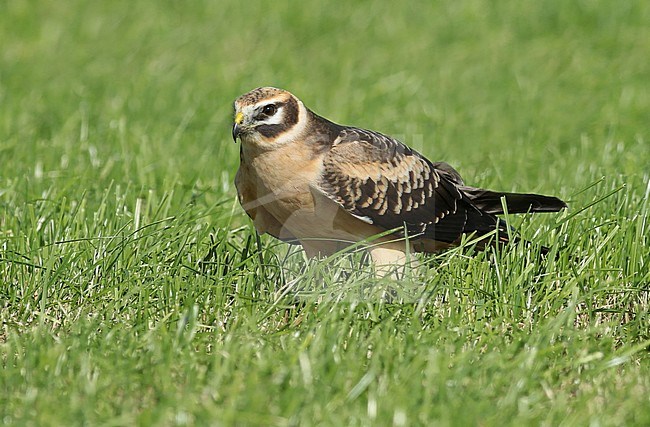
[
  {"left": 246, "top": 95, "right": 289, "bottom": 125},
  {"left": 253, "top": 96, "right": 286, "bottom": 109}
]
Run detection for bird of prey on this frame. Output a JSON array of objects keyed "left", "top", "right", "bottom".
[{"left": 232, "top": 87, "right": 566, "bottom": 272}]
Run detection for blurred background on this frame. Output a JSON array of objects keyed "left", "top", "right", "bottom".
[{"left": 2, "top": 0, "right": 648, "bottom": 205}]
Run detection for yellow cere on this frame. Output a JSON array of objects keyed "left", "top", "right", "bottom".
[{"left": 235, "top": 112, "right": 244, "bottom": 124}]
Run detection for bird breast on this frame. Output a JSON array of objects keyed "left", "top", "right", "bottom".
[{"left": 241, "top": 142, "right": 323, "bottom": 219}]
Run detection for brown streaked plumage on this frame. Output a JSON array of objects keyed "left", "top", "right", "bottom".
[{"left": 232, "top": 87, "right": 567, "bottom": 274}]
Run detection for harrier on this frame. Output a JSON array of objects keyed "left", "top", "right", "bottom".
[{"left": 232, "top": 87, "right": 566, "bottom": 271}]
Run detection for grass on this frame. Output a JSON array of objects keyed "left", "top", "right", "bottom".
[{"left": 1, "top": 0, "right": 649, "bottom": 425}]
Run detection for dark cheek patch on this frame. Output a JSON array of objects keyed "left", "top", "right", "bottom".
[
  {"left": 282, "top": 98, "right": 299, "bottom": 126},
  {"left": 257, "top": 123, "right": 290, "bottom": 138},
  {"left": 255, "top": 98, "right": 300, "bottom": 140}
]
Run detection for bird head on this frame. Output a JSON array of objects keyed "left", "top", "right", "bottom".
[{"left": 232, "top": 87, "right": 307, "bottom": 149}]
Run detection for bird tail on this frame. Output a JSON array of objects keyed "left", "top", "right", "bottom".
[
  {"left": 459, "top": 188, "right": 567, "bottom": 259},
  {"left": 460, "top": 186, "right": 567, "bottom": 215}
]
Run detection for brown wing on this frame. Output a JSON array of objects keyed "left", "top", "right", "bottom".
[{"left": 317, "top": 128, "right": 501, "bottom": 243}]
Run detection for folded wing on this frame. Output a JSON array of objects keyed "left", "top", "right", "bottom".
[{"left": 316, "top": 128, "right": 501, "bottom": 244}]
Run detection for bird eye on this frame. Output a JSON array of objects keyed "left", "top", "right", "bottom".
[{"left": 262, "top": 104, "right": 277, "bottom": 116}]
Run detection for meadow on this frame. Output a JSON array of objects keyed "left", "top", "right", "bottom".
[{"left": 1, "top": 1, "right": 649, "bottom": 425}]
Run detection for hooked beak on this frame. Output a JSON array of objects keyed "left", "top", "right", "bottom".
[{"left": 232, "top": 112, "right": 244, "bottom": 142}]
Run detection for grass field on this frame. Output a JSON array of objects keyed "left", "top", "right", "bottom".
[{"left": 1, "top": 1, "right": 649, "bottom": 425}]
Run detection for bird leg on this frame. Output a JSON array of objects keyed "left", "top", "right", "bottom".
[{"left": 367, "top": 240, "right": 417, "bottom": 279}]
